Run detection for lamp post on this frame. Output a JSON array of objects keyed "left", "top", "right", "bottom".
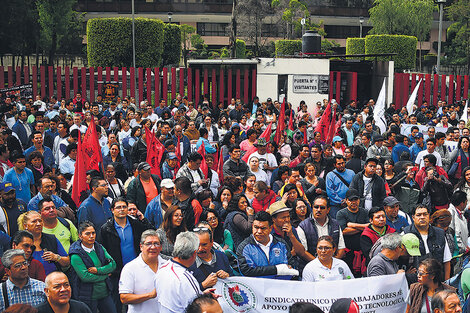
[
  {"left": 132, "top": 0, "right": 136, "bottom": 69},
  {"left": 168, "top": 12, "right": 173, "bottom": 24},
  {"left": 359, "top": 16, "right": 364, "bottom": 38},
  {"left": 436, "top": 0, "right": 446, "bottom": 74}
]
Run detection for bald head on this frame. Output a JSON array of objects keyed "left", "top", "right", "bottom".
[{"left": 45, "top": 271, "right": 68, "bottom": 288}]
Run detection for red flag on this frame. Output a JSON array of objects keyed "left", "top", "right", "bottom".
[
  {"left": 315, "top": 101, "right": 333, "bottom": 143},
  {"left": 72, "top": 134, "right": 88, "bottom": 207},
  {"left": 197, "top": 141, "right": 209, "bottom": 178},
  {"left": 242, "top": 122, "right": 273, "bottom": 162},
  {"left": 274, "top": 98, "right": 286, "bottom": 144},
  {"left": 82, "top": 116, "right": 102, "bottom": 172},
  {"left": 217, "top": 148, "right": 224, "bottom": 184},
  {"left": 327, "top": 113, "right": 342, "bottom": 144},
  {"left": 175, "top": 136, "right": 182, "bottom": 173},
  {"left": 288, "top": 109, "right": 294, "bottom": 132},
  {"left": 145, "top": 127, "right": 165, "bottom": 178}
]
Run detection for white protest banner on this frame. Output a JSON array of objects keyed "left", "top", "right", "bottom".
[
  {"left": 400, "top": 124, "right": 447, "bottom": 136},
  {"left": 215, "top": 274, "right": 408, "bottom": 313}
]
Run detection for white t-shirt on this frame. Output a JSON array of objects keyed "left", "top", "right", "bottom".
[
  {"left": 119, "top": 254, "right": 166, "bottom": 313},
  {"left": 302, "top": 258, "right": 354, "bottom": 282},
  {"left": 155, "top": 260, "right": 201, "bottom": 313},
  {"left": 415, "top": 150, "right": 442, "bottom": 169},
  {"left": 250, "top": 152, "right": 278, "bottom": 183},
  {"left": 250, "top": 168, "right": 269, "bottom": 186},
  {"left": 363, "top": 176, "right": 373, "bottom": 211}
]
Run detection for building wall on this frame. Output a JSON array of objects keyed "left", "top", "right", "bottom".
[{"left": 257, "top": 58, "right": 330, "bottom": 113}]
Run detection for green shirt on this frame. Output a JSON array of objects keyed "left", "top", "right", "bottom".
[
  {"left": 70, "top": 246, "right": 116, "bottom": 300},
  {"left": 43, "top": 218, "right": 79, "bottom": 253}
]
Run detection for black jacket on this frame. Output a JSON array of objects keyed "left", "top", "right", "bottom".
[
  {"left": 98, "top": 216, "right": 153, "bottom": 276},
  {"left": 403, "top": 223, "right": 447, "bottom": 266},
  {"left": 350, "top": 171, "right": 386, "bottom": 208},
  {"left": 126, "top": 174, "right": 161, "bottom": 214}
]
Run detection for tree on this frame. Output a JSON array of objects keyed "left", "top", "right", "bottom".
[
  {"left": 369, "top": 0, "right": 435, "bottom": 70},
  {"left": 235, "top": 0, "right": 272, "bottom": 57},
  {"left": 36, "top": 0, "right": 79, "bottom": 66},
  {"left": 180, "top": 24, "right": 196, "bottom": 67},
  {"left": 0, "top": 0, "right": 39, "bottom": 67},
  {"left": 445, "top": 0, "right": 470, "bottom": 74},
  {"left": 272, "top": 0, "right": 309, "bottom": 39}
]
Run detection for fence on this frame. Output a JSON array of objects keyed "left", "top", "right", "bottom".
[
  {"left": 394, "top": 73, "right": 469, "bottom": 108},
  {"left": 0, "top": 66, "right": 258, "bottom": 106}
]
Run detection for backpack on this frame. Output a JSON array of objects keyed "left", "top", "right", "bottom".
[{"left": 57, "top": 217, "right": 74, "bottom": 245}]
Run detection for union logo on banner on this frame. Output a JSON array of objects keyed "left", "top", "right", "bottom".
[{"left": 223, "top": 281, "right": 257, "bottom": 313}]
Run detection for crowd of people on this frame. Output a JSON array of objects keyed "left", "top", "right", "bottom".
[{"left": 0, "top": 91, "right": 468, "bottom": 313}]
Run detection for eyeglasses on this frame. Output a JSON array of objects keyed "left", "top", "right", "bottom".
[
  {"left": 313, "top": 205, "right": 327, "bottom": 210},
  {"left": 11, "top": 261, "right": 29, "bottom": 269},
  {"left": 317, "top": 246, "right": 333, "bottom": 251},
  {"left": 142, "top": 242, "right": 161, "bottom": 247},
  {"left": 193, "top": 227, "right": 211, "bottom": 233},
  {"left": 417, "top": 271, "right": 429, "bottom": 276}
]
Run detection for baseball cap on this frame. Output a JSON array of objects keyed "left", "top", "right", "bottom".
[
  {"left": 160, "top": 179, "right": 175, "bottom": 189},
  {"left": 402, "top": 233, "right": 421, "bottom": 256},
  {"left": 267, "top": 98, "right": 272, "bottom": 102},
  {"left": 0, "top": 182, "right": 15, "bottom": 193},
  {"left": 255, "top": 138, "right": 267, "bottom": 146},
  {"left": 416, "top": 132, "right": 424, "bottom": 139},
  {"left": 167, "top": 152, "right": 178, "bottom": 160},
  {"left": 345, "top": 188, "right": 360, "bottom": 201},
  {"left": 267, "top": 201, "right": 291, "bottom": 216},
  {"left": 383, "top": 196, "right": 400, "bottom": 207},
  {"left": 332, "top": 136, "right": 343, "bottom": 143},
  {"left": 329, "top": 298, "right": 360, "bottom": 313},
  {"left": 137, "top": 162, "right": 151, "bottom": 171}
]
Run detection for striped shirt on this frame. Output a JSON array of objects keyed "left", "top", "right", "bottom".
[
  {"left": 0, "top": 278, "right": 46, "bottom": 311},
  {"left": 155, "top": 259, "right": 201, "bottom": 313}
]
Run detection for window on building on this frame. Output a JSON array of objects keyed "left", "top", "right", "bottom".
[
  {"left": 197, "top": 23, "right": 229, "bottom": 36},
  {"left": 324, "top": 25, "right": 372, "bottom": 39}
]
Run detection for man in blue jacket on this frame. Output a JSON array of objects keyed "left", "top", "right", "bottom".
[
  {"left": 326, "top": 155, "right": 355, "bottom": 218},
  {"left": 237, "top": 211, "right": 299, "bottom": 280}
]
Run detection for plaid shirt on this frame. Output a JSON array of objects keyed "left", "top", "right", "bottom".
[{"left": 0, "top": 278, "right": 46, "bottom": 311}]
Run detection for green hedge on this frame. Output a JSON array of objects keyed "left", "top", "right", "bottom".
[
  {"left": 364, "top": 34, "right": 417, "bottom": 71},
  {"left": 235, "top": 39, "right": 246, "bottom": 58},
  {"left": 275, "top": 40, "right": 301, "bottom": 57},
  {"left": 162, "top": 24, "right": 181, "bottom": 66},
  {"left": 87, "top": 18, "right": 165, "bottom": 68},
  {"left": 346, "top": 38, "right": 365, "bottom": 56}
]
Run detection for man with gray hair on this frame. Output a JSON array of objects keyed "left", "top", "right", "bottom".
[
  {"left": 155, "top": 231, "right": 205, "bottom": 313},
  {"left": 431, "top": 290, "right": 462, "bottom": 313},
  {"left": 119, "top": 229, "right": 164, "bottom": 313},
  {"left": 0, "top": 249, "right": 47, "bottom": 311},
  {"left": 367, "top": 233, "right": 406, "bottom": 277},
  {"left": 155, "top": 231, "right": 216, "bottom": 313}
]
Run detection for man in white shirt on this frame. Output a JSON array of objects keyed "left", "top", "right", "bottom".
[
  {"left": 120, "top": 230, "right": 165, "bottom": 313},
  {"left": 69, "top": 114, "right": 87, "bottom": 134},
  {"left": 415, "top": 138, "right": 442, "bottom": 169},
  {"left": 250, "top": 138, "right": 278, "bottom": 183},
  {"left": 155, "top": 231, "right": 203, "bottom": 313}
]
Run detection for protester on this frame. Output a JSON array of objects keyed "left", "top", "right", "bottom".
[{"left": 0, "top": 249, "right": 46, "bottom": 311}]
